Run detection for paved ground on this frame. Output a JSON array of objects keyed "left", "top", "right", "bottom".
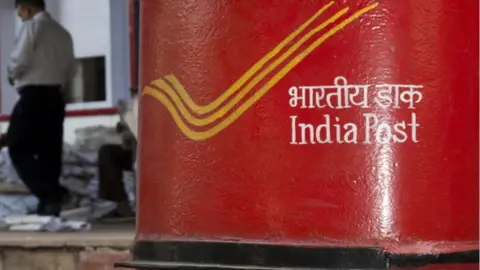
[
  {"left": 0, "top": 223, "right": 134, "bottom": 269},
  {"left": 0, "top": 223, "right": 134, "bottom": 248}
]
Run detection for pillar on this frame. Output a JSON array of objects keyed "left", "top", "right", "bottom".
[{"left": 124, "top": 0, "right": 479, "bottom": 269}]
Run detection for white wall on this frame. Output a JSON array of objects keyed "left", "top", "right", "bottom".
[
  {"left": 51, "top": 0, "right": 114, "bottom": 109},
  {"left": 0, "top": 0, "right": 131, "bottom": 143},
  {"left": 14, "top": 0, "right": 110, "bottom": 58},
  {"left": 57, "top": 0, "right": 110, "bottom": 58},
  {"left": 3, "top": 0, "right": 130, "bottom": 113}
]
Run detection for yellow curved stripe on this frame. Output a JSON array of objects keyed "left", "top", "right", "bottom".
[
  {"left": 144, "top": 3, "right": 379, "bottom": 141},
  {"left": 152, "top": 7, "right": 349, "bottom": 127},
  {"left": 150, "top": 1, "right": 335, "bottom": 115}
]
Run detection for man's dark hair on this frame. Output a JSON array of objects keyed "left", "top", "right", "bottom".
[{"left": 15, "top": 0, "right": 45, "bottom": 9}]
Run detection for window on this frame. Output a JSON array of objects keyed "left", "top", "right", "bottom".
[{"left": 66, "top": 56, "right": 106, "bottom": 104}]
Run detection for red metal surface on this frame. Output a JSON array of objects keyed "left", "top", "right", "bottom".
[{"left": 136, "top": 0, "right": 479, "bottom": 253}]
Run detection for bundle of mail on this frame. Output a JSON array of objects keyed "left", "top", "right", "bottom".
[{"left": 3, "top": 215, "right": 91, "bottom": 232}]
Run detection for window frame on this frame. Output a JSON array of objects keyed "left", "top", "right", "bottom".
[{"left": 66, "top": 55, "right": 110, "bottom": 111}]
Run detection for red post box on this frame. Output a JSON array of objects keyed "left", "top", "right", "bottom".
[{"left": 119, "top": 0, "right": 479, "bottom": 269}]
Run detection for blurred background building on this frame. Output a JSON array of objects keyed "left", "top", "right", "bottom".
[{"left": 0, "top": 0, "right": 138, "bottom": 143}]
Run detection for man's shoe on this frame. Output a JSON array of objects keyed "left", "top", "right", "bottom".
[
  {"left": 37, "top": 193, "right": 77, "bottom": 217},
  {"left": 100, "top": 210, "right": 135, "bottom": 223},
  {"left": 38, "top": 202, "right": 62, "bottom": 217},
  {"left": 99, "top": 201, "right": 135, "bottom": 223}
]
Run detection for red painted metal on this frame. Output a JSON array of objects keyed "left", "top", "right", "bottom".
[{"left": 136, "top": 0, "right": 478, "bottom": 256}]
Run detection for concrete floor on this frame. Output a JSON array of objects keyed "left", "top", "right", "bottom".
[
  {"left": 0, "top": 223, "right": 134, "bottom": 269},
  {"left": 0, "top": 223, "right": 134, "bottom": 248}
]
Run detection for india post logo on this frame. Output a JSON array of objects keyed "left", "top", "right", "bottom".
[{"left": 142, "top": 1, "right": 379, "bottom": 141}]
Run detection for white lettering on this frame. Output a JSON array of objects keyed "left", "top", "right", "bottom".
[
  {"left": 344, "top": 123, "right": 358, "bottom": 144},
  {"left": 288, "top": 86, "right": 306, "bottom": 108},
  {"left": 376, "top": 122, "right": 392, "bottom": 144},
  {"left": 393, "top": 121, "right": 408, "bottom": 143},
  {"left": 408, "top": 112, "right": 419, "bottom": 143},
  {"left": 299, "top": 123, "right": 315, "bottom": 145},
  {"left": 315, "top": 115, "right": 333, "bottom": 144},
  {"left": 364, "top": 113, "right": 378, "bottom": 144},
  {"left": 288, "top": 77, "right": 424, "bottom": 145},
  {"left": 290, "top": 115, "right": 298, "bottom": 144}
]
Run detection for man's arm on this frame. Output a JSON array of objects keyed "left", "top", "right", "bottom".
[
  {"left": 62, "top": 56, "right": 77, "bottom": 91},
  {"left": 60, "top": 32, "right": 77, "bottom": 89},
  {"left": 8, "top": 22, "right": 35, "bottom": 80},
  {"left": 67, "top": 58, "right": 77, "bottom": 83},
  {"left": 66, "top": 33, "right": 77, "bottom": 84}
]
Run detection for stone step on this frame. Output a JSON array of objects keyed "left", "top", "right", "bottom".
[{"left": 0, "top": 224, "right": 134, "bottom": 270}]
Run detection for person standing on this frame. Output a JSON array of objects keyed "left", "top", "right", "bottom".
[
  {"left": 7, "top": 0, "right": 76, "bottom": 216},
  {"left": 97, "top": 96, "right": 139, "bottom": 222},
  {"left": 97, "top": 123, "right": 136, "bottom": 222}
]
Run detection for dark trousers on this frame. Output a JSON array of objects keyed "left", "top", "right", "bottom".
[
  {"left": 7, "top": 85, "right": 66, "bottom": 205},
  {"left": 98, "top": 144, "right": 133, "bottom": 203}
]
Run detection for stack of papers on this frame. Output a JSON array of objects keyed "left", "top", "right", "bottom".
[{"left": 4, "top": 215, "right": 91, "bottom": 232}]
